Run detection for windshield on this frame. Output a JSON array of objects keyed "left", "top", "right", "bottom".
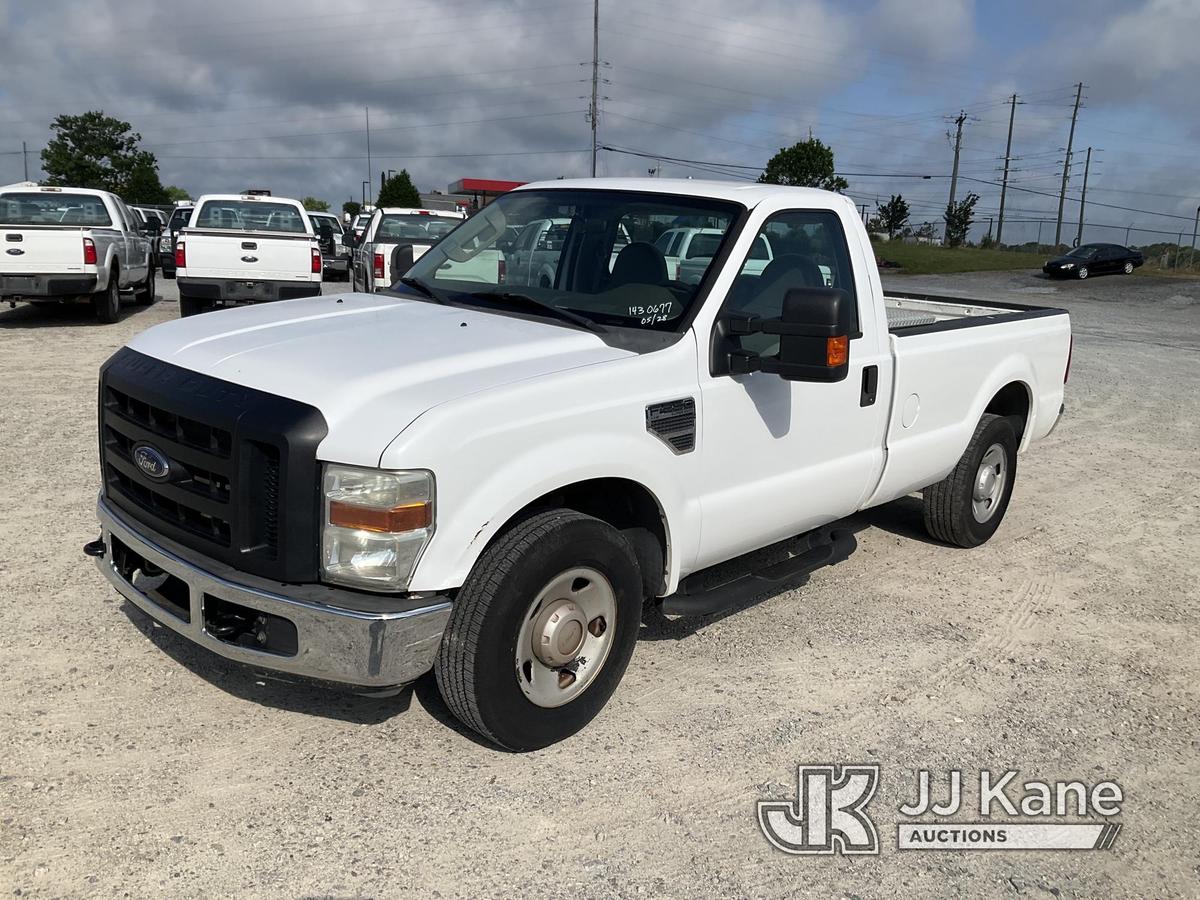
[
  {"left": 375, "top": 213, "right": 460, "bottom": 242},
  {"left": 403, "top": 189, "right": 740, "bottom": 331},
  {"left": 195, "top": 200, "right": 308, "bottom": 233},
  {"left": 1066, "top": 245, "right": 1099, "bottom": 259},
  {"left": 0, "top": 192, "right": 112, "bottom": 226}
]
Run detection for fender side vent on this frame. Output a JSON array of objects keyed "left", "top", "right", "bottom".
[{"left": 646, "top": 398, "right": 696, "bottom": 454}]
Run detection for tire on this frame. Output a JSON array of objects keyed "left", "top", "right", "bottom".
[
  {"left": 922, "top": 413, "right": 1018, "bottom": 548},
  {"left": 1123, "top": 261, "right": 1134, "bottom": 274},
  {"left": 1077, "top": 265, "right": 1088, "bottom": 279},
  {"left": 435, "top": 508, "right": 643, "bottom": 751},
  {"left": 134, "top": 266, "right": 155, "bottom": 305},
  {"left": 179, "top": 295, "right": 210, "bottom": 317},
  {"left": 93, "top": 273, "right": 120, "bottom": 324}
]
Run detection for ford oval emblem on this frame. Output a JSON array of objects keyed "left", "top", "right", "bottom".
[
  {"left": 5, "top": 248, "right": 23, "bottom": 255},
  {"left": 132, "top": 443, "right": 170, "bottom": 481}
]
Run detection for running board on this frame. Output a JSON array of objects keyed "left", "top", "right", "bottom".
[{"left": 659, "top": 527, "right": 856, "bottom": 617}]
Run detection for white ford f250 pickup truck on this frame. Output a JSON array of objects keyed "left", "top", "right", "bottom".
[
  {"left": 88, "top": 179, "right": 1070, "bottom": 750},
  {"left": 351, "top": 207, "right": 471, "bottom": 293},
  {"left": 0, "top": 184, "right": 155, "bottom": 323},
  {"left": 175, "top": 193, "right": 321, "bottom": 316}
]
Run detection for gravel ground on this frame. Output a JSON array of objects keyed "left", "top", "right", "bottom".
[{"left": 1, "top": 270, "right": 1198, "bottom": 898}]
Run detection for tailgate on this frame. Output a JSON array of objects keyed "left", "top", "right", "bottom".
[
  {"left": 181, "top": 231, "right": 315, "bottom": 281},
  {"left": 0, "top": 226, "right": 90, "bottom": 274},
  {"left": 375, "top": 239, "right": 435, "bottom": 285}
]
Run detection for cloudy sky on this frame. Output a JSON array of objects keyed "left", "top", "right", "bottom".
[{"left": 2, "top": 0, "right": 1198, "bottom": 246}]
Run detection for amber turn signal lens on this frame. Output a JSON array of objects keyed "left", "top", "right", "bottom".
[
  {"left": 328, "top": 500, "right": 431, "bottom": 533},
  {"left": 826, "top": 335, "right": 849, "bottom": 367}
]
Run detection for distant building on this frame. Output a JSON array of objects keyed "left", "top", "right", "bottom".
[{"left": 446, "top": 178, "right": 526, "bottom": 211}]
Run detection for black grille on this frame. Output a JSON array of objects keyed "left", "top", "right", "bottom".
[
  {"left": 99, "top": 348, "right": 328, "bottom": 582},
  {"left": 646, "top": 398, "right": 696, "bottom": 454}
]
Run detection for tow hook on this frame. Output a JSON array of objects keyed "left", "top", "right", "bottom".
[{"left": 83, "top": 538, "right": 106, "bottom": 558}]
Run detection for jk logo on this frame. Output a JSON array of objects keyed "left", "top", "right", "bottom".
[{"left": 758, "top": 764, "right": 880, "bottom": 855}]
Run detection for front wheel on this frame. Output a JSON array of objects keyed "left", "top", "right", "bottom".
[
  {"left": 435, "top": 509, "right": 643, "bottom": 751},
  {"left": 1077, "top": 265, "right": 1089, "bottom": 279},
  {"left": 1123, "top": 261, "right": 1134, "bottom": 274},
  {"left": 922, "top": 413, "right": 1018, "bottom": 548}
]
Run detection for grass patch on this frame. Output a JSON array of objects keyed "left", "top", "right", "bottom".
[{"left": 873, "top": 242, "right": 1048, "bottom": 275}]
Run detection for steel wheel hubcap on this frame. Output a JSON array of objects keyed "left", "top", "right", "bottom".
[
  {"left": 972, "top": 443, "right": 1007, "bottom": 523},
  {"left": 516, "top": 567, "right": 616, "bottom": 708}
]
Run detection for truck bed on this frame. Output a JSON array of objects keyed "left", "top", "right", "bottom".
[{"left": 884, "top": 290, "right": 1064, "bottom": 334}]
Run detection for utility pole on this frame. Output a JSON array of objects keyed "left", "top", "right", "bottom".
[
  {"left": 996, "top": 94, "right": 1019, "bottom": 245},
  {"left": 946, "top": 110, "right": 967, "bottom": 244},
  {"left": 1074, "top": 147, "right": 1092, "bottom": 247},
  {"left": 22, "top": 141, "right": 29, "bottom": 181},
  {"left": 987, "top": 216, "right": 994, "bottom": 242},
  {"left": 859, "top": 203, "right": 869, "bottom": 224},
  {"left": 588, "top": 0, "right": 600, "bottom": 177},
  {"left": 1055, "top": 82, "right": 1084, "bottom": 247},
  {"left": 1190, "top": 206, "right": 1199, "bottom": 269},
  {"left": 365, "top": 107, "right": 373, "bottom": 203}
]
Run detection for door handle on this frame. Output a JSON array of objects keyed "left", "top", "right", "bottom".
[{"left": 860, "top": 365, "right": 879, "bottom": 407}]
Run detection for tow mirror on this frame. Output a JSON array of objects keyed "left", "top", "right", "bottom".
[{"left": 724, "top": 287, "right": 854, "bottom": 383}]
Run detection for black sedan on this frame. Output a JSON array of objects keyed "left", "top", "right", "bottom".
[{"left": 1043, "top": 243, "right": 1143, "bottom": 279}]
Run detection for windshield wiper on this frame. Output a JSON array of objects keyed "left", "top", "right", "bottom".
[
  {"left": 394, "top": 276, "right": 447, "bottom": 304},
  {"left": 463, "top": 291, "right": 603, "bottom": 333}
]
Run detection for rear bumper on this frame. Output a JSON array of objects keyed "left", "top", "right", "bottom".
[
  {"left": 93, "top": 496, "right": 451, "bottom": 688},
  {"left": 324, "top": 257, "right": 349, "bottom": 274},
  {"left": 0, "top": 273, "right": 98, "bottom": 298},
  {"left": 177, "top": 276, "right": 321, "bottom": 304}
]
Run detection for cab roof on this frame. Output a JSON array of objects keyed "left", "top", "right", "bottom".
[{"left": 515, "top": 177, "right": 855, "bottom": 210}]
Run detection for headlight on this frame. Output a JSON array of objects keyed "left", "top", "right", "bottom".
[
  {"left": 321, "top": 464, "right": 434, "bottom": 591},
  {"left": 1062, "top": 262, "right": 1075, "bottom": 269}
]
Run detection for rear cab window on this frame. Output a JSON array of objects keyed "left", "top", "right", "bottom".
[
  {"left": 0, "top": 192, "right": 113, "bottom": 227},
  {"left": 195, "top": 200, "right": 308, "bottom": 233}
]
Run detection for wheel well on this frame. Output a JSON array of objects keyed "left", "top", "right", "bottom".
[
  {"left": 985, "top": 381, "right": 1031, "bottom": 441},
  {"left": 507, "top": 478, "right": 668, "bottom": 595}
]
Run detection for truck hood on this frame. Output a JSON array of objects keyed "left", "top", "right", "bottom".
[{"left": 127, "top": 291, "right": 633, "bottom": 466}]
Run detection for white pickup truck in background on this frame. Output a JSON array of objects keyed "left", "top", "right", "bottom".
[
  {"left": 0, "top": 184, "right": 155, "bottom": 323},
  {"left": 350, "top": 207, "right": 468, "bottom": 292},
  {"left": 90, "top": 178, "right": 1070, "bottom": 751},
  {"left": 175, "top": 193, "right": 322, "bottom": 316}
]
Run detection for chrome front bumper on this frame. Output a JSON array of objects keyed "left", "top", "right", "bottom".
[{"left": 94, "top": 497, "right": 451, "bottom": 688}]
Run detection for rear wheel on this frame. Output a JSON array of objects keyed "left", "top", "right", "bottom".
[
  {"left": 923, "top": 413, "right": 1018, "bottom": 548},
  {"left": 133, "top": 266, "right": 155, "bottom": 305},
  {"left": 179, "top": 295, "right": 211, "bottom": 317},
  {"left": 93, "top": 274, "right": 120, "bottom": 323},
  {"left": 435, "top": 509, "right": 643, "bottom": 751}
]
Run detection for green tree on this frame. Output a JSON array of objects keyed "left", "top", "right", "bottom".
[
  {"left": 943, "top": 192, "right": 979, "bottom": 247},
  {"left": 875, "top": 194, "right": 910, "bottom": 239},
  {"left": 41, "top": 111, "right": 168, "bottom": 202},
  {"left": 301, "top": 196, "right": 330, "bottom": 212},
  {"left": 377, "top": 169, "right": 421, "bottom": 207},
  {"left": 342, "top": 200, "right": 362, "bottom": 218},
  {"left": 164, "top": 185, "right": 191, "bottom": 202},
  {"left": 758, "top": 137, "right": 849, "bottom": 192}
]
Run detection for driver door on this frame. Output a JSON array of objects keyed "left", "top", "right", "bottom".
[{"left": 692, "top": 205, "right": 890, "bottom": 570}]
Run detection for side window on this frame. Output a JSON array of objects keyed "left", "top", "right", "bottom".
[
  {"left": 653, "top": 230, "right": 675, "bottom": 254},
  {"left": 723, "top": 210, "right": 858, "bottom": 356}
]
